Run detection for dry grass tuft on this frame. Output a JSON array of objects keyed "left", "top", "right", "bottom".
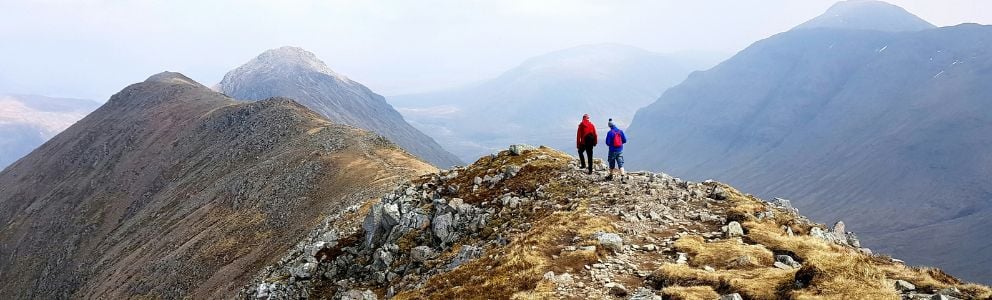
[
  {"left": 647, "top": 263, "right": 795, "bottom": 299},
  {"left": 674, "top": 235, "right": 774, "bottom": 270},
  {"left": 660, "top": 285, "right": 720, "bottom": 300},
  {"left": 393, "top": 203, "right": 614, "bottom": 300}
]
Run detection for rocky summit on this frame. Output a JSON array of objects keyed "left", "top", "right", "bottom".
[{"left": 240, "top": 145, "right": 991, "bottom": 299}]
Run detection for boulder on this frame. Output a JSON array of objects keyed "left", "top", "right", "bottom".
[
  {"left": 362, "top": 205, "right": 384, "bottom": 246},
  {"left": 381, "top": 203, "right": 401, "bottom": 229},
  {"left": 504, "top": 165, "right": 522, "bottom": 178},
  {"left": 340, "top": 289, "right": 377, "bottom": 300},
  {"left": 291, "top": 262, "right": 316, "bottom": 279},
  {"left": 597, "top": 232, "right": 624, "bottom": 252},
  {"left": 894, "top": 279, "right": 916, "bottom": 291},
  {"left": 720, "top": 293, "right": 744, "bottom": 300},
  {"left": 372, "top": 249, "right": 393, "bottom": 270},
  {"left": 604, "top": 282, "right": 628, "bottom": 297},
  {"left": 724, "top": 221, "right": 744, "bottom": 237},
  {"left": 846, "top": 232, "right": 861, "bottom": 248},
  {"left": 776, "top": 254, "right": 801, "bottom": 268},
  {"left": 832, "top": 221, "right": 846, "bottom": 236},
  {"left": 710, "top": 186, "right": 728, "bottom": 200},
  {"left": 772, "top": 198, "right": 795, "bottom": 212},
  {"left": 508, "top": 144, "right": 535, "bottom": 156},
  {"left": 432, "top": 212, "right": 456, "bottom": 244},
  {"left": 410, "top": 246, "right": 436, "bottom": 262},
  {"left": 629, "top": 287, "right": 660, "bottom": 300}
]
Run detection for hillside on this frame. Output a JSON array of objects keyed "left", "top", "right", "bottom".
[
  {"left": 217, "top": 46, "right": 462, "bottom": 168},
  {"left": 241, "top": 146, "right": 990, "bottom": 299},
  {"left": 389, "top": 44, "right": 713, "bottom": 162},
  {"left": 0, "top": 72, "right": 435, "bottom": 298},
  {"left": 0, "top": 94, "right": 98, "bottom": 169},
  {"left": 626, "top": 18, "right": 992, "bottom": 285}
]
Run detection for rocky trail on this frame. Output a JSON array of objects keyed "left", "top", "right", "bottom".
[{"left": 242, "top": 146, "right": 991, "bottom": 300}]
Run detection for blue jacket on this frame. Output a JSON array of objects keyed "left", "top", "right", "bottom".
[{"left": 605, "top": 127, "right": 627, "bottom": 152}]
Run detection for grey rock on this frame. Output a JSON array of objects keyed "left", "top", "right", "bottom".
[
  {"left": 725, "top": 221, "right": 744, "bottom": 237},
  {"left": 447, "top": 245, "right": 483, "bottom": 269},
  {"left": 846, "top": 232, "right": 861, "bottom": 248},
  {"left": 710, "top": 186, "right": 728, "bottom": 200},
  {"left": 720, "top": 293, "right": 744, "bottom": 300},
  {"left": 381, "top": 203, "right": 401, "bottom": 230},
  {"left": 676, "top": 252, "right": 688, "bottom": 264},
  {"left": 432, "top": 212, "right": 456, "bottom": 244},
  {"left": 628, "top": 287, "right": 659, "bottom": 300},
  {"left": 340, "top": 289, "right": 377, "bottom": 300},
  {"left": 508, "top": 144, "right": 535, "bottom": 156},
  {"left": 605, "top": 282, "right": 628, "bottom": 297},
  {"left": 936, "top": 287, "right": 963, "bottom": 298},
  {"left": 362, "top": 204, "right": 384, "bottom": 246},
  {"left": 772, "top": 198, "right": 794, "bottom": 211},
  {"left": 291, "top": 262, "right": 316, "bottom": 279},
  {"left": 809, "top": 227, "right": 828, "bottom": 241},
  {"left": 410, "top": 246, "right": 436, "bottom": 262},
  {"left": 833, "top": 221, "right": 846, "bottom": 236},
  {"left": 504, "top": 165, "right": 522, "bottom": 178},
  {"left": 597, "top": 232, "right": 624, "bottom": 252},
  {"left": 372, "top": 249, "right": 393, "bottom": 270},
  {"left": 776, "top": 254, "right": 801, "bottom": 268},
  {"left": 774, "top": 261, "right": 794, "bottom": 270},
  {"left": 894, "top": 279, "right": 916, "bottom": 291}
]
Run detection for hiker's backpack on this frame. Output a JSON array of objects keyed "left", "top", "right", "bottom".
[
  {"left": 611, "top": 130, "right": 623, "bottom": 147},
  {"left": 583, "top": 132, "right": 596, "bottom": 147}
]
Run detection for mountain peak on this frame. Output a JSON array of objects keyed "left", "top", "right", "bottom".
[
  {"left": 144, "top": 71, "right": 201, "bottom": 86},
  {"left": 795, "top": 0, "right": 935, "bottom": 32},
  {"left": 248, "top": 46, "right": 339, "bottom": 76}
]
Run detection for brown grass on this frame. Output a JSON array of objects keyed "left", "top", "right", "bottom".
[
  {"left": 674, "top": 235, "right": 774, "bottom": 270},
  {"left": 648, "top": 263, "right": 795, "bottom": 299},
  {"left": 393, "top": 203, "right": 614, "bottom": 300},
  {"left": 703, "top": 185, "right": 991, "bottom": 299},
  {"left": 660, "top": 285, "right": 720, "bottom": 300}
]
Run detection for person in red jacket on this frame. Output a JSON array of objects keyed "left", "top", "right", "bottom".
[{"left": 576, "top": 114, "right": 598, "bottom": 174}]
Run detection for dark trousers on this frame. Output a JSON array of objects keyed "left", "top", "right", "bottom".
[{"left": 578, "top": 145, "right": 594, "bottom": 173}]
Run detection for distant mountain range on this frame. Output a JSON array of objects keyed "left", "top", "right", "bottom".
[
  {"left": 627, "top": 0, "right": 992, "bottom": 284},
  {"left": 389, "top": 44, "right": 721, "bottom": 162},
  {"left": 0, "top": 72, "right": 434, "bottom": 298},
  {"left": 0, "top": 94, "right": 98, "bottom": 169},
  {"left": 217, "top": 47, "right": 462, "bottom": 167}
]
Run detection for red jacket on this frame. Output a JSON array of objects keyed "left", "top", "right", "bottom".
[{"left": 576, "top": 119, "right": 598, "bottom": 148}]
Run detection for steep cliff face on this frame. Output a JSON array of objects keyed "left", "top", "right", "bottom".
[
  {"left": 241, "top": 146, "right": 991, "bottom": 299},
  {"left": 0, "top": 72, "right": 434, "bottom": 299},
  {"left": 217, "top": 46, "right": 463, "bottom": 168}
]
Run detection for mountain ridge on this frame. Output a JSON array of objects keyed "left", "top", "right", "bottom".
[
  {"left": 217, "top": 47, "right": 463, "bottom": 168},
  {"left": 0, "top": 71, "right": 435, "bottom": 298}
]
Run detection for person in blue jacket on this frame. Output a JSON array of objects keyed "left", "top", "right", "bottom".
[{"left": 605, "top": 118, "right": 627, "bottom": 181}]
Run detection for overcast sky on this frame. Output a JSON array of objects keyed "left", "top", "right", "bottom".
[{"left": 1, "top": 0, "right": 989, "bottom": 100}]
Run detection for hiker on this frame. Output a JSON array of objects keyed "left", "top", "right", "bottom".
[
  {"left": 605, "top": 118, "right": 627, "bottom": 181},
  {"left": 576, "top": 114, "right": 597, "bottom": 174}
]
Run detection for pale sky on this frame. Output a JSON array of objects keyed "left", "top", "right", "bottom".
[{"left": 1, "top": 0, "right": 989, "bottom": 100}]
